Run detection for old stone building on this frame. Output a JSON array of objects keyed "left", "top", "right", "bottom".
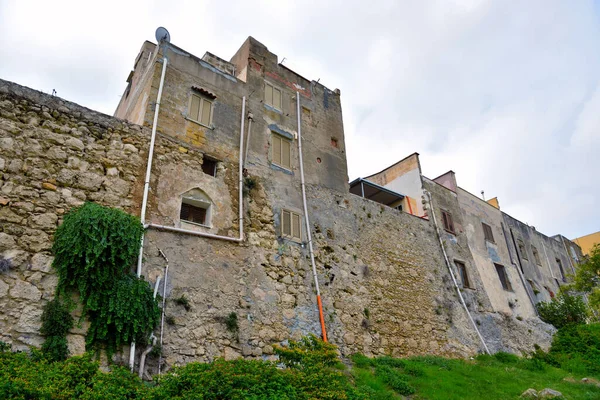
[{"left": 0, "top": 33, "right": 585, "bottom": 374}]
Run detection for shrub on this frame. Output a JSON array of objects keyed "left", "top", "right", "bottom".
[
  {"left": 536, "top": 292, "right": 588, "bottom": 328},
  {"left": 374, "top": 365, "right": 415, "bottom": 396},
  {"left": 549, "top": 323, "right": 600, "bottom": 375},
  {"left": 493, "top": 351, "right": 519, "bottom": 364},
  {"left": 40, "top": 297, "right": 74, "bottom": 362}
]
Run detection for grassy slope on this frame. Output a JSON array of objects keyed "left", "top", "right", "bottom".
[{"left": 351, "top": 354, "right": 600, "bottom": 400}]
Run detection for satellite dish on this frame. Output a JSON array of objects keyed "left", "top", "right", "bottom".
[{"left": 155, "top": 27, "right": 171, "bottom": 43}]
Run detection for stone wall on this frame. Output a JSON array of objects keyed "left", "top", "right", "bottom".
[
  {"left": 0, "top": 79, "right": 151, "bottom": 352},
  {"left": 0, "top": 77, "right": 558, "bottom": 374}
]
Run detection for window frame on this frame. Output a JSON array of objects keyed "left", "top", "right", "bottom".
[
  {"left": 441, "top": 210, "right": 455, "bottom": 234},
  {"left": 517, "top": 239, "right": 528, "bottom": 260},
  {"left": 271, "top": 132, "right": 292, "bottom": 170},
  {"left": 188, "top": 92, "right": 214, "bottom": 128},
  {"left": 180, "top": 197, "right": 212, "bottom": 227},
  {"left": 556, "top": 258, "right": 567, "bottom": 282},
  {"left": 264, "top": 81, "right": 283, "bottom": 110},
  {"left": 202, "top": 157, "right": 218, "bottom": 177},
  {"left": 494, "top": 263, "right": 512, "bottom": 291},
  {"left": 281, "top": 209, "right": 302, "bottom": 241},
  {"left": 532, "top": 246, "right": 542, "bottom": 266},
  {"left": 455, "top": 260, "right": 472, "bottom": 289},
  {"left": 482, "top": 222, "right": 495, "bottom": 243}
]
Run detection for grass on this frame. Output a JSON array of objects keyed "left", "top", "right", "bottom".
[{"left": 350, "top": 353, "right": 600, "bottom": 399}]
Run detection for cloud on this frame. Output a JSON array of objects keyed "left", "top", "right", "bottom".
[{"left": 0, "top": 0, "right": 598, "bottom": 238}]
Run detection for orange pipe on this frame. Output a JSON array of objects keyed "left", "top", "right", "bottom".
[
  {"left": 407, "top": 197, "right": 414, "bottom": 215},
  {"left": 316, "top": 295, "right": 328, "bottom": 342}
]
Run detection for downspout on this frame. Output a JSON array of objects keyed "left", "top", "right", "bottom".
[
  {"left": 243, "top": 112, "right": 253, "bottom": 168},
  {"left": 144, "top": 95, "right": 246, "bottom": 243},
  {"left": 138, "top": 276, "right": 162, "bottom": 378},
  {"left": 296, "top": 91, "right": 327, "bottom": 342},
  {"left": 424, "top": 190, "right": 490, "bottom": 354},
  {"left": 131, "top": 47, "right": 169, "bottom": 371},
  {"left": 503, "top": 224, "right": 538, "bottom": 315},
  {"left": 158, "top": 249, "right": 169, "bottom": 375}
]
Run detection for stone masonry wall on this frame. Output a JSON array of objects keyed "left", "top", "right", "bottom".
[{"left": 0, "top": 78, "right": 555, "bottom": 373}]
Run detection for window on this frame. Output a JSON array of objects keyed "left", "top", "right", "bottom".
[
  {"left": 527, "top": 279, "right": 539, "bottom": 296},
  {"left": 180, "top": 189, "right": 212, "bottom": 227},
  {"left": 556, "top": 258, "right": 566, "bottom": 282},
  {"left": 455, "top": 261, "right": 472, "bottom": 289},
  {"left": 441, "top": 210, "right": 455, "bottom": 233},
  {"left": 517, "top": 239, "right": 528, "bottom": 260},
  {"left": 281, "top": 209, "right": 301, "bottom": 240},
  {"left": 482, "top": 223, "right": 494, "bottom": 243},
  {"left": 271, "top": 133, "right": 292, "bottom": 169},
  {"left": 180, "top": 202, "right": 208, "bottom": 225},
  {"left": 545, "top": 286, "right": 555, "bottom": 298},
  {"left": 265, "top": 82, "right": 282, "bottom": 110},
  {"left": 331, "top": 137, "right": 339, "bottom": 148},
  {"left": 494, "top": 263, "right": 512, "bottom": 291},
  {"left": 202, "top": 158, "right": 217, "bottom": 177},
  {"left": 532, "top": 246, "right": 541, "bottom": 265},
  {"left": 189, "top": 93, "right": 213, "bottom": 126}
]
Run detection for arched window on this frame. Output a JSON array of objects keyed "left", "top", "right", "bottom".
[{"left": 180, "top": 188, "right": 212, "bottom": 227}]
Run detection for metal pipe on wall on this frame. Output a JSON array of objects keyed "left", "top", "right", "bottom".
[
  {"left": 425, "top": 190, "right": 490, "bottom": 354},
  {"left": 158, "top": 249, "right": 169, "bottom": 375},
  {"left": 296, "top": 91, "right": 327, "bottom": 342}
]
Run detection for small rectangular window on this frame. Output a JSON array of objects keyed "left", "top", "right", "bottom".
[
  {"left": 494, "top": 263, "right": 512, "bottom": 291},
  {"left": 180, "top": 202, "right": 207, "bottom": 225},
  {"left": 281, "top": 209, "right": 302, "bottom": 241},
  {"left": 455, "top": 261, "right": 472, "bottom": 289},
  {"left": 556, "top": 258, "right": 566, "bottom": 282},
  {"left": 265, "top": 82, "right": 282, "bottom": 110},
  {"left": 202, "top": 158, "right": 217, "bottom": 177},
  {"left": 271, "top": 133, "right": 292, "bottom": 169},
  {"left": 189, "top": 93, "right": 213, "bottom": 126},
  {"left": 517, "top": 239, "right": 528, "bottom": 260},
  {"left": 441, "top": 210, "right": 455, "bottom": 233},
  {"left": 532, "top": 246, "right": 541, "bottom": 265},
  {"left": 482, "top": 223, "right": 494, "bottom": 243}
]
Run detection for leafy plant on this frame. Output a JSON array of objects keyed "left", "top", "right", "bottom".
[
  {"left": 173, "top": 294, "right": 191, "bottom": 311},
  {"left": 536, "top": 291, "right": 588, "bottom": 328},
  {"left": 40, "top": 297, "right": 73, "bottom": 361},
  {"left": 225, "top": 312, "right": 239, "bottom": 334},
  {"left": 564, "top": 243, "right": 600, "bottom": 316}
]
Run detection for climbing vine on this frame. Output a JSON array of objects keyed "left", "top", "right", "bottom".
[
  {"left": 40, "top": 298, "right": 73, "bottom": 362},
  {"left": 45, "top": 202, "right": 160, "bottom": 358}
]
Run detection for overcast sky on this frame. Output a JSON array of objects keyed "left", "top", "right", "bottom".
[{"left": 1, "top": 0, "right": 599, "bottom": 239}]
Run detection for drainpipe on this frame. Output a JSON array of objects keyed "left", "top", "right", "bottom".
[
  {"left": 296, "top": 91, "right": 327, "bottom": 342},
  {"left": 503, "top": 224, "right": 538, "bottom": 315},
  {"left": 158, "top": 249, "right": 169, "bottom": 375},
  {"left": 131, "top": 47, "right": 169, "bottom": 371},
  {"left": 424, "top": 190, "right": 490, "bottom": 354},
  {"left": 243, "top": 112, "right": 253, "bottom": 168}
]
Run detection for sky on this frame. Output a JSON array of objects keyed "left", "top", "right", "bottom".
[{"left": 0, "top": 0, "right": 599, "bottom": 239}]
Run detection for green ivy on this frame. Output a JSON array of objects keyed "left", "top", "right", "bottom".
[
  {"left": 40, "top": 298, "right": 73, "bottom": 362},
  {"left": 46, "top": 202, "right": 159, "bottom": 359},
  {"left": 52, "top": 202, "right": 144, "bottom": 313}
]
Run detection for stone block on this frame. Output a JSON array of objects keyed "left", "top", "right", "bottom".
[{"left": 10, "top": 281, "right": 42, "bottom": 301}]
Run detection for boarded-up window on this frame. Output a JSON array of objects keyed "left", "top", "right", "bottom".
[
  {"left": 482, "top": 223, "right": 495, "bottom": 243},
  {"left": 272, "top": 133, "right": 292, "bottom": 169},
  {"left": 189, "top": 93, "right": 213, "bottom": 126},
  {"left": 532, "top": 246, "right": 541, "bottom": 265},
  {"left": 282, "top": 209, "right": 301, "bottom": 240},
  {"left": 265, "top": 82, "right": 282, "bottom": 110},
  {"left": 202, "top": 158, "right": 217, "bottom": 177},
  {"left": 494, "top": 263, "right": 512, "bottom": 291},
  {"left": 441, "top": 210, "right": 455, "bottom": 233},
  {"left": 455, "top": 260, "right": 472, "bottom": 289},
  {"left": 517, "top": 239, "right": 528, "bottom": 260},
  {"left": 180, "top": 202, "right": 208, "bottom": 225}
]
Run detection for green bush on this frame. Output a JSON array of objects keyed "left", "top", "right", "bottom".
[
  {"left": 549, "top": 323, "right": 600, "bottom": 375},
  {"left": 493, "top": 351, "right": 519, "bottom": 364},
  {"left": 40, "top": 298, "right": 73, "bottom": 362},
  {"left": 536, "top": 292, "right": 588, "bottom": 328}
]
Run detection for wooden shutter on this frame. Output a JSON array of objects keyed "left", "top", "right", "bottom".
[
  {"left": 190, "top": 94, "right": 201, "bottom": 121},
  {"left": 495, "top": 264, "right": 511, "bottom": 291},
  {"left": 265, "top": 83, "right": 273, "bottom": 105},
  {"left": 281, "top": 139, "right": 291, "bottom": 168},
  {"left": 282, "top": 210, "right": 291, "bottom": 236},
  {"left": 272, "top": 134, "right": 282, "bottom": 165},
  {"left": 180, "top": 203, "right": 207, "bottom": 225},
  {"left": 442, "top": 211, "right": 454, "bottom": 232},
  {"left": 292, "top": 212, "right": 301, "bottom": 239},
  {"left": 200, "top": 99, "right": 212, "bottom": 126},
  {"left": 273, "top": 87, "right": 281, "bottom": 109}
]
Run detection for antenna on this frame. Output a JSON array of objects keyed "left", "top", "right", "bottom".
[
  {"left": 155, "top": 27, "right": 171, "bottom": 43},
  {"left": 481, "top": 190, "right": 485, "bottom": 200}
]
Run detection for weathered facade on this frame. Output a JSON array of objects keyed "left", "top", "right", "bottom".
[{"left": 0, "top": 35, "right": 584, "bottom": 374}]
